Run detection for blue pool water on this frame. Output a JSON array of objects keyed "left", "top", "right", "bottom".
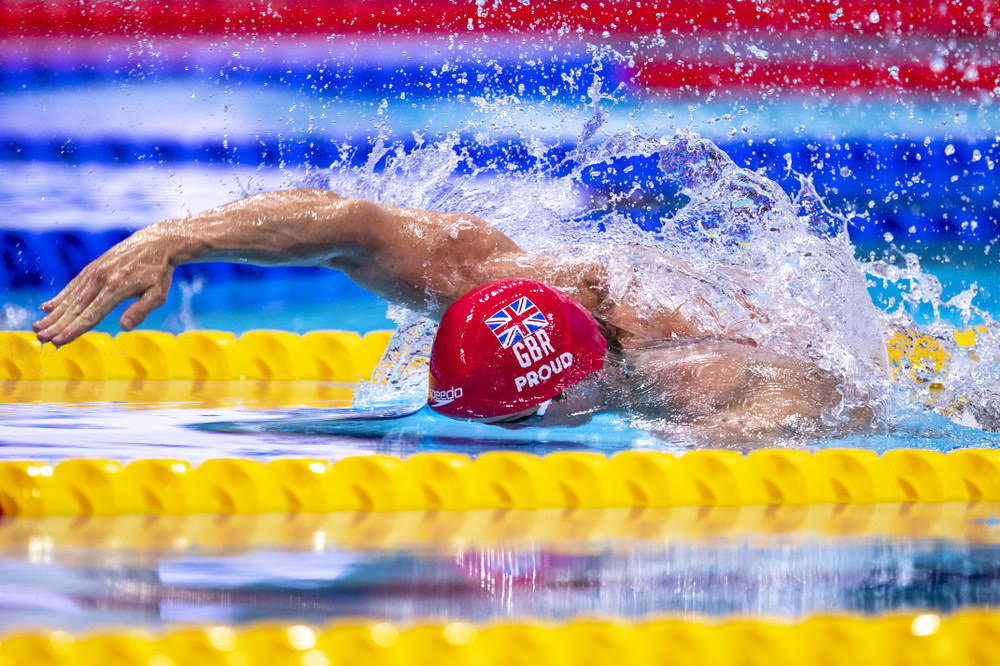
[
  {"left": 2, "top": 514, "right": 998, "bottom": 630},
  {"left": 3, "top": 274, "right": 393, "bottom": 337},
  {"left": 3, "top": 38, "right": 1000, "bottom": 636},
  {"left": 2, "top": 400, "right": 999, "bottom": 471}
]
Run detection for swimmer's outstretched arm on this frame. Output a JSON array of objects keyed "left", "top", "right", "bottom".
[{"left": 34, "top": 189, "right": 586, "bottom": 345}]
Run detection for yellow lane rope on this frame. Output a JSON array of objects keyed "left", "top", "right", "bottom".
[
  {"left": 0, "top": 330, "right": 392, "bottom": 382},
  {"left": 886, "top": 326, "right": 992, "bottom": 384},
  {"left": 1, "top": 449, "right": 998, "bottom": 516},
  {"left": 1, "top": 612, "right": 997, "bottom": 666}
]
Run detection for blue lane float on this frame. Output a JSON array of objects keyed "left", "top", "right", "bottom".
[
  {"left": 0, "top": 59, "right": 607, "bottom": 99},
  {"left": 0, "top": 228, "right": 332, "bottom": 291},
  {"left": 1, "top": 133, "right": 994, "bottom": 200},
  {"left": 0, "top": 136, "right": 996, "bottom": 291}
]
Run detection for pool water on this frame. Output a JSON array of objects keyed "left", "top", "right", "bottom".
[
  {"left": 2, "top": 506, "right": 998, "bottom": 631},
  {"left": 3, "top": 2, "right": 1000, "bottom": 645},
  {"left": 4, "top": 274, "right": 394, "bottom": 337},
  {"left": 4, "top": 255, "right": 1000, "bottom": 339},
  {"left": 3, "top": 401, "right": 1000, "bottom": 469},
  {"left": 2, "top": 158, "right": 999, "bottom": 631}
]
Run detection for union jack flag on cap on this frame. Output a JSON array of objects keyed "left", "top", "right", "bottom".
[{"left": 484, "top": 296, "right": 549, "bottom": 348}]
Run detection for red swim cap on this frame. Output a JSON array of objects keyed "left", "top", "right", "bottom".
[{"left": 428, "top": 279, "right": 607, "bottom": 420}]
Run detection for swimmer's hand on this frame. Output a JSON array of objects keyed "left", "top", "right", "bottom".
[{"left": 33, "top": 226, "right": 177, "bottom": 345}]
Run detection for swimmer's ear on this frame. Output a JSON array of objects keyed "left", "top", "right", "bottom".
[{"left": 120, "top": 287, "right": 169, "bottom": 331}]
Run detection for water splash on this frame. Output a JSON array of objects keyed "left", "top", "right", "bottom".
[
  {"left": 864, "top": 246, "right": 1000, "bottom": 432},
  {"left": 162, "top": 275, "right": 205, "bottom": 334},
  {"left": 322, "top": 107, "right": 996, "bottom": 436},
  {"left": 353, "top": 305, "right": 437, "bottom": 410},
  {"left": 0, "top": 304, "right": 33, "bottom": 330}
]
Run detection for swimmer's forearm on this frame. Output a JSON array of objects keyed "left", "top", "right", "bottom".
[
  {"left": 154, "top": 187, "right": 527, "bottom": 313},
  {"left": 149, "top": 189, "right": 374, "bottom": 267}
]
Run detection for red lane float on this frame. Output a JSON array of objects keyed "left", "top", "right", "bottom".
[{"left": 1, "top": 0, "right": 994, "bottom": 38}]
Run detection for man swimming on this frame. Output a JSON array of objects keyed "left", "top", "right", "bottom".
[{"left": 32, "top": 188, "right": 875, "bottom": 442}]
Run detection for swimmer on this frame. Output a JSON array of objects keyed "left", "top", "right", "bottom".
[{"left": 33, "top": 189, "right": 875, "bottom": 443}]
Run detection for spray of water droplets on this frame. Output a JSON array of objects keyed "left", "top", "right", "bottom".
[{"left": 295, "top": 97, "right": 998, "bottom": 438}]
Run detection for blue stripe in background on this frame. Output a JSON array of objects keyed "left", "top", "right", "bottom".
[
  {"left": 4, "top": 134, "right": 995, "bottom": 203},
  {"left": 0, "top": 60, "right": 608, "bottom": 98},
  {"left": 1, "top": 135, "right": 996, "bottom": 289}
]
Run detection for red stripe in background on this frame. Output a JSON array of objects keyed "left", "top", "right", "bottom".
[
  {"left": 634, "top": 61, "right": 1000, "bottom": 94},
  {"left": 0, "top": 0, "right": 996, "bottom": 38}
]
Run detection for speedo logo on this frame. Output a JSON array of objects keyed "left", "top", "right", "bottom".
[{"left": 430, "top": 386, "right": 463, "bottom": 406}]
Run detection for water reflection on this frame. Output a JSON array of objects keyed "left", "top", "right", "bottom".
[{"left": 1, "top": 506, "right": 998, "bottom": 630}]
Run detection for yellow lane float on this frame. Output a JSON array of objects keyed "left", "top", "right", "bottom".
[
  {"left": 0, "top": 329, "right": 392, "bottom": 383},
  {"left": 2, "top": 612, "right": 1000, "bottom": 666},
  {"left": 0, "top": 448, "right": 998, "bottom": 516}
]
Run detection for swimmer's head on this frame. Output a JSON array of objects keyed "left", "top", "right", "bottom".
[{"left": 428, "top": 279, "right": 607, "bottom": 420}]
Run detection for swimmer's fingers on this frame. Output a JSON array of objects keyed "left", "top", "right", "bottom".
[
  {"left": 33, "top": 306, "right": 63, "bottom": 335},
  {"left": 34, "top": 228, "right": 176, "bottom": 344},
  {"left": 34, "top": 269, "right": 91, "bottom": 329},
  {"left": 39, "top": 275, "right": 82, "bottom": 312},
  {"left": 49, "top": 282, "right": 139, "bottom": 346},
  {"left": 40, "top": 283, "right": 72, "bottom": 313},
  {"left": 34, "top": 276, "right": 103, "bottom": 341},
  {"left": 120, "top": 281, "right": 171, "bottom": 332},
  {"left": 38, "top": 267, "right": 143, "bottom": 344}
]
